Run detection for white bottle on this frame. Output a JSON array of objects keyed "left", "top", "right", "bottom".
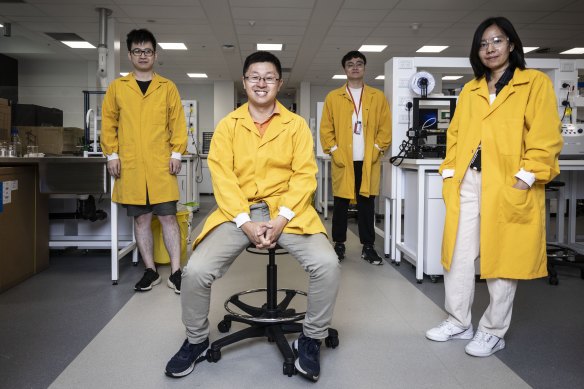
[{"left": 10, "top": 127, "right": 22, "bottom": 157}]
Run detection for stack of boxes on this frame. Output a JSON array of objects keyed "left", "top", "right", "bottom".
[{"left": 0, "top": 101, "right": 84, "bottom": 155}]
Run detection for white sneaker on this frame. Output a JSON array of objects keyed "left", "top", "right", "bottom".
[
  {"left": 426, "top": 321, "right": 474, "bottom": 342},
  {"left": 465, "top": 330, "right": 505, "bottom": 357}
]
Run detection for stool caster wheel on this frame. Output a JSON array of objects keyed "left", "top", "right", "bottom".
[
  {"left": 549, "top": 276, "right": 559, "bottom": 286},
  {"left": 132, "top": 262, "right": 138, "bottom": 266},
  {"left": 217, "top": 319, "right": 231, "bottom": 333},
  {"left": 206, "top": 349, "right": 221, "bottom": 363},
  {"left": 112, "top": 280, "right": 118, "bottom": 285},
  {"left": 430, "top": 276, "right": 439, "bottom": 283},
  {"left": 416, "top": 279, "right": 423, "bottom": 284},
  {"left": 283, "top": 361, "right": 296, "bottom": 377}
]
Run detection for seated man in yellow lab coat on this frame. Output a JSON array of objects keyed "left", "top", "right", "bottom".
[
  {"left": 101, "top": 29, "right": 187, "bottom": 294},
  {"left": 165, "top": 51, "right": 340, "bottom": 383}
]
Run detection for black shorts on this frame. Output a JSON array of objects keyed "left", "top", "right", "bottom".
[{"left": 124, "top": 200, "right": 177, "bottom": 217}]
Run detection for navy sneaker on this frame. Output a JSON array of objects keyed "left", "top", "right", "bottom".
[
  {"left": 362, "top": 244, "right": 383, "bottom": 265},
  {"left": 334, "top": 242, "right": 346, "bottom": 262},
  {"left": 165, "top": 338, "right": 209, "bottom": 378},
  {"left": 134, "top": 268, "right": 161, "bottom": 291},
  {"left": 167, "top": 269, "right": 182, "bottom": 294},
  {"left": 292, "top": 333, "right": 321, "bottom": 382}
]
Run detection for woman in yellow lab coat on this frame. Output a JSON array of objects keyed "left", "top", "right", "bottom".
[{"left": 425, "top": 17, "right": 563, "bottom": 357}]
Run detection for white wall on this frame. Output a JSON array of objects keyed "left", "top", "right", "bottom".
[
  {"left": 176, "top": 83, "right": 214, "bottom": 134},
  {"left": 18, "top": 60, "right": 96, "bottom": 128}
]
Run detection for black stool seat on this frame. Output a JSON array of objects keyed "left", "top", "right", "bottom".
[{"left": 206, "top": 244, "right": 339, "bottom": 377}]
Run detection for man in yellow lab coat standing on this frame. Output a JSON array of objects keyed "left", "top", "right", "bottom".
[
  {"left": 165, "top": 51, "right": 340, "bottom": 383},
  {"left": 320, "top": 50, "right": 391, "bottom": 264},
  {"left": 101, "top": 29, "right": 187, "bottom": 294}
]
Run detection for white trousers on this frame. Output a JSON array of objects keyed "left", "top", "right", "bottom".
[{"left": 443, "top": 168, "right": 518, "bottom": 338}]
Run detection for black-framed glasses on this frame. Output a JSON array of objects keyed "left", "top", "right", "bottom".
[
  {"left": 345, "top": 61, "right": 365, "bottom": 69},
  {"left": 244, "top": 75, "right": 280, "bottom": 84},
  {"left": 479, "top": 36, "right": 509, "bottom": 51},
  {"left": 130, "top": 48, "right": 155, "bottom": 57}
]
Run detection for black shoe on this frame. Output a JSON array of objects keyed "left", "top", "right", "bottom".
[
  {"left": 334, "top": 242, "right": 345, "bottom": 262},
  {"left": 165, "top": 338, "right": 209, "bottom": 378},
  {"left": 362, "top": 245, "right": 383, "bottom": 265},
  {"left": 167, "top": 269, "right": 182, "bottom": 294},
  {"left": 292, "top": 333, "right": 321, "bottom": 382},
  {"left": 134, "top": 268, "right": 161, "bottom": 291}
]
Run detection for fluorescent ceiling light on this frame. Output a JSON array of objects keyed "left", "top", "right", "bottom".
[
  {"left": 375, "top": 75, "right": 385, "bottom": 80},
  {"left": 561, "top": 47, "right": 584, "bottom": 54},
  {"left": 62, "top": 41, "right": 96, "bottom": 49},
  {"left": 120, "top": 72, "right": 129, "bottom": 76},
  {"left": 359, "top": 45, "right": 387, "bottom": 52},
  {"left": 159, "top": 42, "right": 187, "bottom": 50},
  {"left": 442, "top": 76, "right": 463, "bottom": 80},
  {"left": 0, "top": 23, "right": 3, "bottom": 28},
  {"left": 332, "top": 75, "right": 347, "bottom": 79},
  {"left": 523, "top": 47, "right": 539, "bottom": 53},
  {"left": 257, "top": 43, "right": 283, "bottom": 51},
  {"left": 187, "top": 73, "right": 208, "bottom": 78},
  {"left": 416, "top": 45, "right": 448, "bottom": 53}
]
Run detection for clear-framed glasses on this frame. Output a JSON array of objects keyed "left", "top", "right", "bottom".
[
  {"left": 244, "top": 75, "right": 280, "bottom": 84},
  {"left": 479, "top": 36, "right": 509, "bottom": 51},
  {"left": 130, "top": 48, "right": 155, "bottom": 57},
  {"left": 345, "top": 61, "right": 365, "bottom": 69}
]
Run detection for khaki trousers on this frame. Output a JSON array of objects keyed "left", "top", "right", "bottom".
[
  {"left": 181, "top": 203, "right": 341, "bottom": 344},
  {"left": 444, "top": 169, "right": 518, "bottom": 338}
]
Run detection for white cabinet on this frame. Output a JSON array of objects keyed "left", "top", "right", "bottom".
[
  {"left": 178, "top": 155, "right": 199, "bottom": 211},
  {"left": 199, "top": 158, "right": 213, "bottom": 194}
]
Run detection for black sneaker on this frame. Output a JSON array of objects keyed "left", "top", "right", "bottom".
[
  {"left": 167, "top": 269, "right": 182, "bottom": 294},
  {"left": 292, "top": 333, "right": 321, "bottom": 382},
  {"left": 134, "top": 268, "right": 161, "bottom": 291},
  {"left": 362, "top": 244, "right": 383, "bottom": 265},
  {"left": 165, "top": 338, "right": 209, "bottom": 378},
  {"left": 334, "top": 242, "right": 345, "bottom": 262}
]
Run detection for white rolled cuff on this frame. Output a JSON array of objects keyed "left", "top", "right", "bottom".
[
  {"left": 330, "top": 145, "right": 338, "bottom": 153},
  {"left": 442, "top": 169, "right": 455, "bottom": 179},
  {"left": 171, "top": 152, "right": 182, "bottom": 160},
  {"left": 234, "top": 213, "right": 251, "bottom": 228},
  {"left": 106, "top": 152, "right": 119, "bottom": 161},
  {"left": 278, "top": 206, "right": 295, "bottom": 221},
  {"left": 514, "top": 168, "right": 536, "bottom": 187}
]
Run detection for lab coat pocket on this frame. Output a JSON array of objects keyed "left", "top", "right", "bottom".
[
  {"left": 331, "top": 149, "right": 345, "bottom": 168},
  {"left": 499, "top": 186, "right": 535, "bottom": 224}
]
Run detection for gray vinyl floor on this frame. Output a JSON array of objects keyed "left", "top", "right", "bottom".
[{"left": 0, "top": 195, "right": 583, "bottom": 389}]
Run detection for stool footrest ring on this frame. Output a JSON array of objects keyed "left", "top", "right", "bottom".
[{"left": 224, "top": 288, "right": 307, "bottom": 323}]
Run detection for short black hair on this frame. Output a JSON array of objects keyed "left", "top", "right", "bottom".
[
  {"left": 341, "top": 51, "right": 367, "bottom": 68},
  {"left": 126, "top": 29, "right": 157, "bottom": 52},
  {"left": 469, "top": 17, "right": 526, "bottom": 79},
  {"left": 243, "top": 51, "right": 282, "bottom": 78}
]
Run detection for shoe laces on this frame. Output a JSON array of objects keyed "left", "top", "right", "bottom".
[
  {"left": 300, "top": 336, "right": 321, "bottom": 357},
  {"left": 472, "top": 331, "right": 494, "bottom": 345},
  {"left": 438, "top": 321, "right": 459, "bottom": 332}
]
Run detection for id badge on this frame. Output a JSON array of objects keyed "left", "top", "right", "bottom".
[{"left": 354, "top": 121, "right": 362, "bottom": 135}]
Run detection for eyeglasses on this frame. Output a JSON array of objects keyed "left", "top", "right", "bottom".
[
  {"left": 345, "top": 61, "right": 365, "bottom": 69},
  {"left": 244, "top": 75, "right": 280, "bottom": 84},
  {"left": 479, "top": 36, "right": 509, "bottom": 51},
  {"left": 130, "top": 48, "right": 155, "bottom": 57}
]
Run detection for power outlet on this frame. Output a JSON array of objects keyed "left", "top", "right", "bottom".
[
  {"left": 398, "top": 114, "right": 409, "bottom": 124},
  {"left": 399, "top": 78, "right": 410, "bottom": 88},
  {"left": 398, "top": 96, "right": 411, "bottom": 107}
]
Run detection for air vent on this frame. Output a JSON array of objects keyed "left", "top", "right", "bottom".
[{"left": 45, "top": 32, "right": 86, "bottom": 41}]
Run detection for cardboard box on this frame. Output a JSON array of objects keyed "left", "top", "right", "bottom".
[
  {"left": 14, "top": 126, "right": 81, "bottom": 155},
  {"left": 0, "top": 98, "right": 11, "bottom": 132}
]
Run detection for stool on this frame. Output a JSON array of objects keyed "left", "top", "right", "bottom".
[
  {"left": 546, "top": 243, "right": 584, "bottom": 285},
  {"left": 205, "top": 244, "right": 339, "bottom": 377}
]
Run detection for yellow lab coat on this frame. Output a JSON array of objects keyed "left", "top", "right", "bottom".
[
  {"left": 319, "top": 84, "right": 392, "bottom": 199},
  {"left": 440, "top": 68, "right": 563, "bottom": 279},
  {"left": 194, "top": 102, "right": 326, "bottom": 247},
  {"left": 101, "top": 73, "right": 187, "bottom": 205}
]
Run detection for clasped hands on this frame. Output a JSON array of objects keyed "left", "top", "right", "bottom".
[{"left": 241, "top": 215, "right": 288, "bottom": 249}]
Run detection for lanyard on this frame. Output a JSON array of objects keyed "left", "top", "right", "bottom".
[
  {"left": 346, "top": 85, "right": 364, "bottom": 119},
  {"left": 347, "top": 85, "right": 364, "bottom": 134}
]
